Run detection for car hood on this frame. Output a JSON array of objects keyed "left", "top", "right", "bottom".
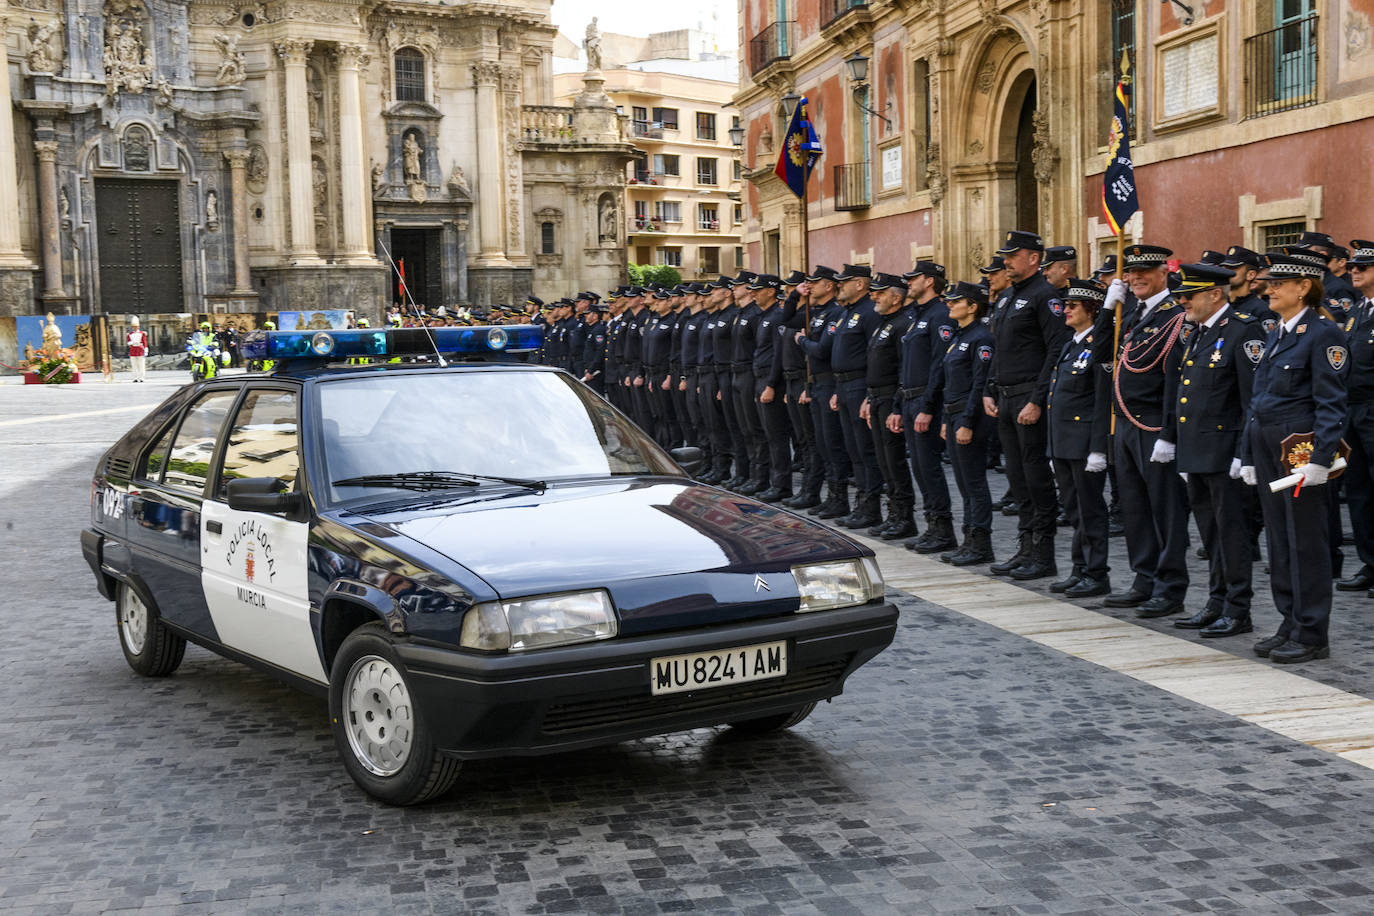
[{"left": 346, "top": 478, "right": 869, "bottom": 636}]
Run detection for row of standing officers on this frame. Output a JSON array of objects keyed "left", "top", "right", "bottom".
[{"left": 531, "top": 229, "right": 1372, "bottom": 666}]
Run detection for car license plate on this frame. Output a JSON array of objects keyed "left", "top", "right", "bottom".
[{"left": 650, "top": 640, "right": 788, "bottom": 696}]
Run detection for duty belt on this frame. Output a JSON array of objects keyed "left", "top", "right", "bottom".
[
  {"left": 732, "top": 361, "right": 752, "bottom": 370},
  {"left": 899, "top": 386, "right": 926, "bottom": 400},
  {"left": 944, "top": 401, "right": 968, "bottom": 417},
  {"left": 812, "top": 372, "right": 835, "bottom": 384},
  {"left": 834, "top": 369, "right": 865, "bottom": 383},
  {"left": 753, "top": 366, "right": 773, "bottom": 378},
  {"left": 996, "top": 381, "right": 1034, "bottom": 398},
  {"left": 867, "top": 384, "right": 898, "bottom": 400},
  {"left": 783, "top": 368, "right": 807, "bottom": 380}
]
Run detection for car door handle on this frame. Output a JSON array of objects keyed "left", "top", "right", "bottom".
[{"left": 207, "top": 520, "right": 223, "bottom": 534}]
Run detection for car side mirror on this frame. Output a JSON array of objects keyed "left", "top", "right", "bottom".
[
  {"left": 670, "top": 446, "right": 705, "bottom": 477},
  {"left": 226, "top": 477, "right": 302, "bottom": 515}
]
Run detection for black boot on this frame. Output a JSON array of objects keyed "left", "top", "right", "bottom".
[
  {"left": 818, "top": 482, "right": 850, "bottom": 519},
  {"left": 867, "top": 500, "right": 900, "bottom": 537},
  {"left": 940, "top": 526, "right": 971, "bottom": 562},
  {"left": 913, "top": 515, "right": 958, "bottom": 554},
  {"left": 950, "top": 528, "right": 995, "bottom": 566},
  {"left": 990, "top": 534, "right": 1032, "bottom": 576},
  {"left": 1009, "top": 535, "right": 1058, "bottom": 580},
  {"left": 786, "top": 487, "right": 823, "bottom": 510},
  {"left": 840, "top": 492, "right": 881, "bottom": 529}
]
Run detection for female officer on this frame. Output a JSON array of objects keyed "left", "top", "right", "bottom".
[
  {"left": 1046, "top": 279, "right": 1112, "bottom": 598},
  {"left": 929, "top": 281, "right": 996, "bottom": 567},
  {"left": 1240, "top": 251, "right": 1349, "bottom": 664}
]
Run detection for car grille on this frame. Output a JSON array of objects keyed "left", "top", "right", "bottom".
[
  {"left": 104, "top": 456, "right": 134, "bottom": 480},
  {"left": 540, "top": 656, "right": 852, "bottom": 735}
]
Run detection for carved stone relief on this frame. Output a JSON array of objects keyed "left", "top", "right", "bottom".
[{"left": 103, "top": 0, "right": 154, "bottom": 97}]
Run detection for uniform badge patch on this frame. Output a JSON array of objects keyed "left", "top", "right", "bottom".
[
  {"left": 978, "top": 345, "right": 992, "bottom": 362},
  {"left": 1179, "top": 324, "right": 1194, "bottom": 342},
  {"left": 847, "top": 315, "right": 860, "bottom": 327},
  {"left": 1327, "top": 346, "right": 1348, "bottom": 370},
  {"left": 1296, "top": 324, "right": 1307, "bottom": 334},
  {"left": 1242, "top": 339, "right": 1265, "bottom": 364},
  {"left": 1014, "top": 298, "right": 1029, "bottom": 311},
  {"left": 938, "top": 326, "right": 953, "bottom": 341},
  {"left": 1048, "top": 299, "right": 1064, "bottom": 317},
  {"left": 1262, "top": 318, "right": 1278, "bottom": 334}
]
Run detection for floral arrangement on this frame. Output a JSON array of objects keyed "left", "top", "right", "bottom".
[{"left": 26, "top": 347, "right": 79, "bottom": 384}]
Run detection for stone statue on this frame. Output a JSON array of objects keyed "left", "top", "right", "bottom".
[
  {"left": 153, "top": 76, "right": 174, "bottom": 108},
  {"left": 402, "top": 134, "right": 422, "bottom": 183},
  {"left": 371, "top": 161, "right": 385, "bottom": 192},
  {"left": 42, "top": 312, "right": 62, "bottom": 354},
  {"left": 247, "top": 146, "right": 268, "bottom": 185},
  {"left": 59, "top": 187, "right": 70, "bottom": 222},
  {"left": 598, "top": 197, "right": 616, "bottom": 243},
  {"left": 205, "top": 190, "right": 219, "bottom": 228},
  {"left": 103, "top": 21, "right": 154, "bottom": 95},
  {"left": 214, "top": 32, "right": 246, "bottom": 86},
  {"left": 584, "top": 17, "right": 602, "bottom": 72},
  {"left": 447, "top": 163, "right": 470, "bottom": 197},
  {"left": 27, "top": 21, "right": 62, "bottom": 74},
  {"left": 312, "top": 159, "right": 327, "bottom": 216}
]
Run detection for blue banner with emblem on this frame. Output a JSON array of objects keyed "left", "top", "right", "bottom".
[
  {"left": 1102, "top": 58, "right": 1138, "bottom": 236},
  {"left": 773, "top": 96, "right": 822, "bottom": 199}
]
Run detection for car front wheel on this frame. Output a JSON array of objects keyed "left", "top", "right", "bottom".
[
  {"left": 328, "top": 623, "right": 461, "bottom": 806},
  {"left": 116, "top": 583, "right": 186, "bottom": 677}
]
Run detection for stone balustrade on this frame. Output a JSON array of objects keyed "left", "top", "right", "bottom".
[{"left": 521, "top": 106, "right": 575, "bottom": 143}]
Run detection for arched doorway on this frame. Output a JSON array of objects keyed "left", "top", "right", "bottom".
[{"left": 1012, "top": 78, "right": 1038, "bottom": 234}]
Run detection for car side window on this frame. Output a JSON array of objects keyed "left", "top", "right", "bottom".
[
  {"left": 216, "top": 389, "right": 300, "bottom": 499},
  {"left": 163, "top": 389, "right": 238, "bottom": 494},
  {"left": 141, "top": 424, "right": 176, "bottom": 483}
]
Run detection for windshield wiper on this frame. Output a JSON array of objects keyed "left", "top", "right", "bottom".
[{"left": 332, "top": 470, "right": 545, "bottom": 491}]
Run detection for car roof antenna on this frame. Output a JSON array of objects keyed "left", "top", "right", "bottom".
[{"left": 376, "top": 236, "right": 447, "bottom": 368}]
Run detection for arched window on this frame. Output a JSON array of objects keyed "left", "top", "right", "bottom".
[
  {"left": 541, "top": 221, "right": 556, "bottom": 254},
  {"left": 394, "top": 48, "right": 426, "bottom": 102}
]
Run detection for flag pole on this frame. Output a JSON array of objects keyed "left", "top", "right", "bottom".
[{"left": 1110, "top": 50, "right": 1132, "bottom": 438}]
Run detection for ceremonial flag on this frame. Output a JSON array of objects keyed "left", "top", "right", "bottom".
[
  {"left": 774, "top": 96, "right": 823, "bottom": 199},
  {"left": 397, "top": 258, "right": 408, "bottom": 302},
  {"left": 1102, "top": 56, "right": 1138, "bottom": 236}
]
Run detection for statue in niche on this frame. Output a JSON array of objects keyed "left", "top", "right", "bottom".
[
  {"left": 214, "top": 33, "right": 246, "bottom": 86},
  {"left": 247, "top": 146, "right": 268, "bottom": 186},
  {"left": 59, "top": 187, "right": 71, "bottom": 222},
  {"left": 205, "top": 190, "right": 219, "bottom": 229},
  {"left": 307, "top": 69, "right": 322, "bottom": 132},
  {"left": 371, "top": 161, "right": 385, "bottom": 192},
  {"left": 598, "top": 196, "right": 616, "bottom": 243},
  {"left": 584, "top": 17, "right": 602, "bottom": 72},
  {"left": 312, "top": 159, "right": 327, "bottom": 218},
  {"left": 27, "top": 21, "right": 62, "bottom": 73},
  {"left": 402, "top": 133, "right": 422, "bottom": 182}
]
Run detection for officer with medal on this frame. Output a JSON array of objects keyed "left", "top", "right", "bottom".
[
  {"left": 1170, "top": 263, "right": 1267, "bottom": 637},
  {"left": 983, "top": 230, "right": 1070, "bottom": 580},
  {"left": 1046, "top": 279, "right": 1112, "bottom": 598},
  {"left": 776, "top": 270, "right": 825, "bottom": 509},
  {"left": 828, "top": 264, "right": 884, "bottom": 529},
  {"left": 579, "top": 300, "right": 609, "bottom": 394},
  {"left": 1337, "top": 240, "right": 1374, "bottom": 598},
  {"left": 1100, "top": 244, "right": 1191, "bottom": 618},
  {"left": 930, "top": 282, "right": 997, "bottom": 566},
  {"left": 889, "top": 261, "right": 957, "bottom": 553},
  {"left": 860, "top": 272, "right": 916, "bottom": 539},
  {"left": 749, "top": 274, "right": 792, "bottom": 501},
  {"left": 1239, "top": 252, "right": 1350, "bottom": 663},
  {"left": 797, "top": 266, "right": 853, "bottom": 519}
]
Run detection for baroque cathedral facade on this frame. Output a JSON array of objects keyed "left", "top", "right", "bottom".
[{"left": 0, "top": 0, "right": 634, "bottom": 317}]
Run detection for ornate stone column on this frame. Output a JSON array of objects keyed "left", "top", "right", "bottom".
[
  {"left": 276, "top": 39, "right": 319, "bottom": 263},
  {"left": 0, "top": 13, "right": 32, "bottom": 268},
  {"left": 335, "top": 44, "right": 372, "bottom": 261},
  {"left": 223, "top": 149, "right": 253, "bottom": 292},
  {"left": 34, "top": 140, "right": 64, "bottom": 297},
  {"left": 471, "top": 61, "right": 508, "bottom": 265}
]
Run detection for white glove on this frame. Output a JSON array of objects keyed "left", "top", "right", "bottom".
[
  {"left": 1229, "top": 458, "right": 1243, "bottom": 479},
  {"left": 1085, "top": 452, "right": 1107, "bottom": 473},
  {"left": 1297, "top": 462, "right": 1331, "bottom": 487},
  {"left": 1240, "top": 465, "right": 1257, "bottom": 486},
  {"left": 1104, "top": 278, "right": 1127, "bottom": 311},
  {"left": 1178, "top": 472, "right": 1189, "bottom": 483},
  {"left": 1149, "top": 439, "right": 1177, "bottom": 463}
]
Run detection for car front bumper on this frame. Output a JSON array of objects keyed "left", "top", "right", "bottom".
[{"left": 394, "top": 601, "right": 899, "bottom": 758}]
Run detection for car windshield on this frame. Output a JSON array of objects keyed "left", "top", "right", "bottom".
[{"left": 315, "top": 370, "right": 678, "bottom": 503}]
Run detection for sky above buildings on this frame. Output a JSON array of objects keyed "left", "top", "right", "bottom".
[{"left": 549, "top": 0, "right": 738, "bottom": 57}]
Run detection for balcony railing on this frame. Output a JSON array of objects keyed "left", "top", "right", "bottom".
[
  {"left": 824, "top": 0, "right": 867, "bottom": 29},
  {"left": 521, "top": 105, "right": 574, "bottom": 142},
  {"left": 630, "top": 217, "right": 663, "bottom": 233},
  {"left": 749, "top": 20, "right": 796, "bottom": 75},
  {"left": 697, "top": 219, "right": 721, "bottom": 232},
  {"left": 631, "top": 121, "right": 666, "bottom": 139},
  {"left": 833, "top": 162, "right": 871, "bottom": 211},
  {"left": 1243, "top": 13, "right": 1319, "bottom": 119}
]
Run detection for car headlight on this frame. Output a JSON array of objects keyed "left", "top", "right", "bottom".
[
  {"left": 460, "top": 589, "right": 618, "bottom": 651},
  {"left": 792, "top": 558, "right": 885, "bottom": 612}
]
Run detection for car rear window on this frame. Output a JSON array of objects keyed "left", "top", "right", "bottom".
[{"left": 163, "top": 389, "right": 237, "bottom": 493}]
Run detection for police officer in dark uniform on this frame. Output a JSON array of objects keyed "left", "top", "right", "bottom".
[
  {"left": 930, "top": 281, "right": 997, "bottom": 566},
  {"left": 1046, "top": 279, "right": 1112, "bottom": 598},
  {"left": 679, "top": 284, "right": 710, "bottom": 469},
  {"left": 568, "top": 292, "right": 595, "bottom": 379},
  {"left": 983, "top": 230, "right": 1070, "bottom": 579},
  {"left": 1043, "top": 245, "right": 1076, "bottom": 294},
  {"left": 606, "top": 290, "right": 632, "bottom": 412},
  {"left": 642, "top": 290, "right": 677, "bottom": 446},
  {"left": 714, "top": 275, "right": 750, "bottom": 488},
  {"left": 861, "top": 272, "right": 916, "bottom": 538},
  {"left": 748, "top": 275, "right": 793, "bottom": 501},
  {"left": 777, "top": 270, "right": 824, "bottom": 509},
  {"left": 728, "top": 271, "right": 766, "bottom": 493},
  {"left": 829, "top": 264, "right": 884, "bottom": 528},
  {"left": 1221, "top": 246, "right": 1276, "bottom": 330},
  {"left": 1240, "top": 252, "right": 1350, "bottom": 663},
  {"left": 579, "top": 301, "right": 609, "bottom": 394},
  {"left": 622, "top": 289, "right": 653, "bottom": 431},
  {"left": 1338, "top": 240, "right": 1374, "bottom": 597},
  {"left": 1171, "top": 263, "right": 1267, "bottom": 636},
  {"left": 698, "top": 278, "right": 734, "bottom": 483},
  {"left": 1300, "top": 231, "right": 1359, "bottom": 319},
  {"left": 892, "top": 261, "right": 957, "bottom": 552},
  {"left": 1100, "top": 244, "right": 1191, "bottom": 618},
  {"left": 797, "top": 266, "right": 852, "bottom": 519}
]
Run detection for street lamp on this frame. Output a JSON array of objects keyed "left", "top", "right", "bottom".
[
  {"left": 728, "top": 125, "right": 744, "bottom": 146},
  {"left": 844, "top": 50, "right": 892, "bottom": 128},
  {"left": 780, "top": 92, "right": 800, "bottom": 119}
]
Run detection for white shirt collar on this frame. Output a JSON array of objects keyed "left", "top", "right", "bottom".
[
  {"left": 1201, "top": 303, "right": 1230, "bottom": 330},
  {"left": 1281, "top": 309, "right": 1306, "bottom": 334},
  {"left": 1072, "top": 327, "right": 1092, "bottom": 343},
  {"left": 1144, "top": 288, "right": 1172, "bottom": 310}
]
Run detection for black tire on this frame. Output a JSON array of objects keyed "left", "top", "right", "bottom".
[
  {"left": 116, "top": 582, "right": 186, "bottom": 677},
  {"left": 328, "top": 623, "right": 461, "bottom": 806},
  {"left": 727, "top": 702, "right": 817, "bottom": 735}
]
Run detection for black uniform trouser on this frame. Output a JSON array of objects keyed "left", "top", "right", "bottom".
[
  {"left": 699, "top": 372, "right": 730, "bottom": 474},
  {"left": 734, "top": 371, "right": 767, "bottom": 482},
  {"left": 869, "top": 395, "right": 913, "bottom": 509},
  {"left": 755, "top": 377, "right": 792, "bottom": 491},
  {"left": 629, "top": 377, "right": 652, "bottom": 432},
  {"left": 1187, "top": 470, "right": 1254, "bottom": 616},
  {"left": 836, "top": 377, "right": 881, "bottom": 494},
  {"left": 949, "top": 408, "right": 994, "bottom": 532},
  {"left": 716, "top": 368, "right": 749, "bottom": 479},
  {"left": 809, "top": 380, "right": 850, "bottom": 484},
  {"left": 901, "top": 400, "right": 952, "bottom": 520},
  {"left": 1114, "top": 420, "right": 1190, "bottom": 602},
  {"left": 1250, "top": 420, "right": 1333, "bottom": 646},
  {"left": 1346, "top": 402, "right": 1374, "bottom": 574},
  {"left": 585, "top": 373, "right": 606, "bottom": 396},
  {"left": 785, "top": 376, "right": 823, "bottom": 495},
  {"left": 996, "top": 389, "right": 1057, "bottom": 540},
  {"left": 1053, "top": 457, "right": 1109, "bottom": 581},
  {"left": 682, "top": 371, "right": 704, "bottom": 455},
  {"left": 644, "top": 368, "right": 667, "bottom": 444}
]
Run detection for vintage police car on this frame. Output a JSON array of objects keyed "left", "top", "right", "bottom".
[{"left": 82, "top": 326, "right": 898, "bottom": 805}]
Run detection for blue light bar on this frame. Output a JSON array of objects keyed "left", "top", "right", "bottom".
[{"left": 240, "top": 325, "right": 543, "bottom": 362}]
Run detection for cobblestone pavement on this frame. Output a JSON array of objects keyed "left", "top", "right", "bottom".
[{"left": 5, "top": 373, "right": 1374, "bottom": 915}]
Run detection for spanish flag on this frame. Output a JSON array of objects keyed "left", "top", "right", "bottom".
[{"left": 774, "top": 96, "right": 823, "bottom": 199}]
